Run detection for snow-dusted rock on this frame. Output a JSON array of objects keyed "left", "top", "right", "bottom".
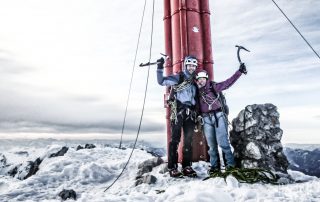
[
  {"left": 85, "top": 144, "right": 96, "bottom": 149},
  {"left": 76, "top": 144, "right": 96, "bottom": 151},
  {"left": 230, "top": 104, "right": 289, "bottom": 173},
  {"left": 14, "top": 151, "right": 29, "bottom": 156},
  {"left": 5, "top": 157, "right": 42, "bottom": 179},
  {"left": 16, "top": 158, "right": 42, "bottom": 180},
  {"left": 137, "top": 157, "right": 164, "bottom": 176},
  {"left": 0, "top": 154, "right": 6, "bottom": 168},
  {"left": 135, "top": 174, "right": 157, "bottom": 186},
  {"left": 58, "top": 189, "right": 77, "bottom": 200},
  {"left": 7, "top": 165, "right": 18, "bottom": 177},
  {"left": 49, "top": 146, "right": 69, "bottom": 158},
  {"left": 76, "top": 145, "right": 84, "bottom": 150},
  {"left": 135, "top": 157, "right": 163, "bottom": 186}
]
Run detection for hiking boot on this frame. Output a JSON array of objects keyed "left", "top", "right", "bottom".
[
  {"left": 169, "top": 168, "right": 183, "bottom": 178},
  {"left": 207, "top": 168, "right": 221, "bottom": 177},
  {"left": 182, "top": 166, "right": 197, "bottom": 177}
]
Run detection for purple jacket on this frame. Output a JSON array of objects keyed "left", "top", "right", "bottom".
[{"left": 198, "top": 70, "right": 242, "bottom": 113}]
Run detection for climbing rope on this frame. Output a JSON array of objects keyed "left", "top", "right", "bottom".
[
  {"left": 172, "top": 78, "right": 193, "bottom": 92},
  {"left": 104, "top": 0, "right": 156, "bottom": 192},
  {"left": 271, "top": 0, "right": 320, "bottom": 61},
  {"left": 119, "top": 0, "right": 147, "bottom": 149},
  {"left": 204, "top": 167, "right": 279, "bottom": 184}
]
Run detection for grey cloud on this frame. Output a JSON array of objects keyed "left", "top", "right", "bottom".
[
  {"left": 0, "top": 119, "right": 164, "bottom": 134},
  {"left": 0, "top": 86, "right": 165, "bottom": 133},
  {"left": 65, "top": 94, "right": 103, "bottom": 103},
  {"left": 0, "top": 57, "right": 35, "bottom": 76}
]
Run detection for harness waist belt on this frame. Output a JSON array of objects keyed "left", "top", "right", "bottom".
[{"left": 202, "top": 108, "right": 222, "bottom": 117}]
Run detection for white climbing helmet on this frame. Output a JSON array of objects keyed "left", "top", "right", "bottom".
[
  {"left": 184, "top": 56, "right": 198, "bottom": 68},
  {"left": 196, "top": 70, "right": 208, "bottom": 80}
]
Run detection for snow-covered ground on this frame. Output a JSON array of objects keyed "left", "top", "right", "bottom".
[{"left": 0, "top": 139, "right": 319, "bottom": 202}]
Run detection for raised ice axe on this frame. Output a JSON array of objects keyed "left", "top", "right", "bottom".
[
  {"left": 139, "top": 53, "right": 169, "bottom": 67},
  {"left": 235, "top": 45, "right": 250, "bottom": 74}
]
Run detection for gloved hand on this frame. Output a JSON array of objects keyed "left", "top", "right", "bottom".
[
  {"left": 239, "top": 63, "right": 247, "bottom": 74},
  {"left": 157, "top": 57, "right": 165, "bottom": 70}
]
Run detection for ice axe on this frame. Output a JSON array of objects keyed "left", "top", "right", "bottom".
[
  {"left": 235, "top": 45, "right": 250, "bottom": 74},
  {"left": 139, "top": 53, "right": 169, "bottom": 67}
]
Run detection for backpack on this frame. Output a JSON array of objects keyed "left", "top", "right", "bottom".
[{"left": 210, "top": 81, "right": 229, "bottom": 116}]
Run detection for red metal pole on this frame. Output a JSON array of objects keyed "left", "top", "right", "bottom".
[
  {"left": 200, "top": 0, "right": 214, "bottom": 80},
  {"left": 185, "top": 0, "right": 204, "bottom": 68},
  {"left": 171, "top": 0, "right": 183, "bottom": 74},
  {"left": 163, "top": 0, "right": 173, "bottom": 161}
]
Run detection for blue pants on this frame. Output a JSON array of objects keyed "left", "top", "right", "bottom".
[{"left": 203, "top": 111, "right": 235, "bottom": 169}]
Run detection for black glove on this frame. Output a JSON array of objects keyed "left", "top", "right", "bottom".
[
  {"left": 157, "top": 57, "right": 164, "bottom": 70},
  {"left": 239, "top": 63, "right": 247, "bottom": 74}
]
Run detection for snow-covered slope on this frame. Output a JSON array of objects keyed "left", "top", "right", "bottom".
[{"left": 0, "top": 139, "right": 319, "bottom": 202}]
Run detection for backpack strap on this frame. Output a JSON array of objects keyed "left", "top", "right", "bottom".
[
  {"left": 209, "top": 81, "right": 218, "bottom": 97},
  {"left": 178, "top": 72, "right": 184, "bottom": 84},
  {"left": 209, "top": 81, "right": 230, "bottom": 118}
]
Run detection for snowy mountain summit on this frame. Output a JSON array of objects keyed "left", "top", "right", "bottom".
[{"left": 0, "top": 140, "right": 319, "bottom": 201}]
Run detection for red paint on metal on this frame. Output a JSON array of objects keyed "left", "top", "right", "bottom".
[
  {"left": 163, "top": 0, "right": 173, "bottom": 159},
  {"left": 200, "top": 0, "right": 214, "bottom": 80},
  {"left": 171, "top": 0, "right": 182, "bottom": 74}
]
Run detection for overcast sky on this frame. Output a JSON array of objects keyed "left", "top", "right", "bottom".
[{"left": 0, "top": 0, "right": 319, "bottom": 144}]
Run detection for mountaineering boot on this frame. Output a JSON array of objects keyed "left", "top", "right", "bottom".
[
  {"left": 207, "top": 168, "right": 221, "bottom": 178},
  {"left": 169, "top": 168, "right": 183, "bottom": 178},
  {"left": 182, "top": 166, "right": 197, "bottom": 177}
]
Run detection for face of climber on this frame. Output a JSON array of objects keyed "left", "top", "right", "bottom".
[
  {"left": 196, "top": 77, "right": 207, "bottom": 88},
  {"left": 186, "top": 64, "right": 197, "bottom": 75}
]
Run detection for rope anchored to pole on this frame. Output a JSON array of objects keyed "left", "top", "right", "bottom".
[{"left": 271, "top": 0, "right": 320, "bottom": 61}]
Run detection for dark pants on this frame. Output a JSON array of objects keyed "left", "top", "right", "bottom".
[{"left": 168, "top": 109, "right": 195, "bottom": 169}]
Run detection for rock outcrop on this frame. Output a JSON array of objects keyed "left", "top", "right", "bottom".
[
  {"left": 135, "top": 157, "right": 164, "bottom": 186},
  {"left": 19, "top": 158, "right": 42, "bottom": 180},
  {"left": 230, "top": 104, "right": 289, "bottom": 173},
  {"left": 49, "top": 146, "right": 69, "bottom": 158}
]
